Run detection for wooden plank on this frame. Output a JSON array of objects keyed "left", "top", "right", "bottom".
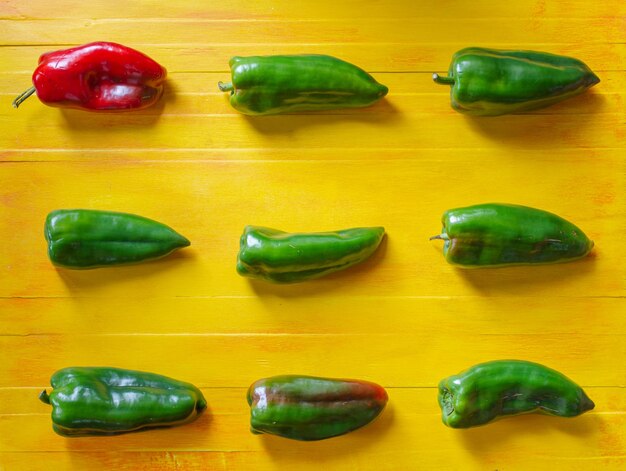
[
  {"left": 2, "top": 82, "right": 621, "bottom": 119},
  {"left": 8, "top": 385, "right": 623, "bottom": 418},
  {"left": 1, "top": 297, "right": 623, "bottom": 336},
  {"left": 1, "top": 43, "right": 622, "bottom": 73},
  {"left": 2, "top": 70, "right": 626, "bottom": 95},
  {"left": 1, "top": 388, "right": 622, "bottom": 449},
  {"left": 0, "top": 388, "right": 623, "bottom": 471},
  {"left": 2, "top": 18, "right": 625, "bottom": 45},
  {"left": 1, "top": 106, "right": 624, "bottom": 152},
  {"left": 1, "top": 0, "right": 623, "bottom": 20},
  {"left": 0, "top": 147, "right": 624, "bottom": 163},
  {"left": 1, "top": 451, "right": 625, "bottom": 471},
  {"left": 0, "top": 333, "right": 623, "bottom": 388},
  {"left": 2, "top": 90, "right": 622, "bottom": 118},
  {"left": 0, "top": 161, "right": 622, "bottom": 298}
]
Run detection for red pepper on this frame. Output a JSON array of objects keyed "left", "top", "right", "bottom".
[{"left": 13, "top": 42, "right": 167, "bottom": 111}]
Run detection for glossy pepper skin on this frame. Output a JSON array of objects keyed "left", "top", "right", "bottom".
[
  {"left": 438, "top": 360, "right": 594, "bottom": 428},
  {"left": 39, "top": 367, "right": 207, "bottom": 436},
  {"left": 237, "top": 225, "right": 385, "bottom": 283},
  {"left": 431, "top": 203, "right": 593, "bottom": 268},
  {"left": 433, "top": 47, "right": 599, "bottom": 116},
  {"left": 13, "top": 42, "right": 166, "bottom": 111},
  {"left": 247, "top": 375, "right": 388, "bottom": 441},
  {"left": 218, "top": 55, "right": 388, "bottom": 115},
  {"left": 45, "top": 209, "right": 190, "bottom": 269}
]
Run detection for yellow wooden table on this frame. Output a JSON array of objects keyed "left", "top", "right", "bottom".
[{"left": 1, "top": 1, "right": 624, "bottom": 469}]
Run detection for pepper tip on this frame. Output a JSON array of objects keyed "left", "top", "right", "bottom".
[
  {"left": 179, "top": 235, "right": 191, "bottom": 248},
  {"left": 582, "top": 393, "right": 595, "bottom": 412},
  {"left": 196, "top": 397, "right": 208, "bottom": 412}
]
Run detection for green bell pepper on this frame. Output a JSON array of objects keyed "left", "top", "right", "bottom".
[
  {"left": 45, "top": 209, "right": 190, "bottom": 269},
  {"left": 237, "top": 225, "right": 385, "bottom": 283},
  {"left": 218, "top": 55, "right": 388, "bottom": 115},
  {"left": 438, "top": 360, "right": 595, "bottom": 428},
  {"left": 430, "top": 203, "right": 593, "bottom": 267},
  {"left": 433, "top": 47, "right": 599, "bottom": 116},
  {"left": 247, "top": 375, "right": 388, "bottom": 441},
  {"left": 39, "top": 367, "right": 207, "bottom": 436}
]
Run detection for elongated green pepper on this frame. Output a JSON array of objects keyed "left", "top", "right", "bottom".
[
  {"left": 247, "top": 375, "right": 388, "bottom": 441},
  {"left": 218, "top": 55, "right": 388, "bottom": 115},
  {"left": 431, "top": 203, "right": 593, "bottom": 267},
  {"left": 39, "top": 367, "right": 207, "bottom": 436},
  {"left": 438, "top": 360, "right": 594, "bottom": 428},
  {"left": 237, "top": 225, "right": 385, "bottom": 283},
  {"left": 433, "top": 47, "right": 599, "bottom": 116},
  {"left": 45, "top": 209, "right": 190, "bottom": 269}
]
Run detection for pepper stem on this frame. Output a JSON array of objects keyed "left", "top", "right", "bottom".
[
  {"left": 432, "top": 73, "right": 455, "bottom": 85},
  {"left": 39, "top": 389, "right": 51, "bottom": 404},
  {"left": 218, "top": 81, "right": 234, "bottom": 92},
  {"left": 12, "top": 86, "right": 36, "bottom": 109},
  {"left": 430, "top": 234, "right": 448, "bottom": 241}
]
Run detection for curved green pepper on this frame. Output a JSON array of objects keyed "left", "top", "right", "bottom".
[
  {"left": 247, "top": 375, "right": 388, "bottom": 441},
  {"left": 45, "top": 209, "right": 190, "bottom": 269},
  {"left": 438, "top": 360, "right": 594, "bottom": 428},
  {"left": 433, "top": 47, "right": 599, "bottom": 116},
  {"left": 431, "top": 203, "right": 593, "bottom": 267},
  {"left": 39, "top": 367, "right": 207, "bottom": 436},
  {"left": 218, "top": 55, "right": 388, "bottom": 115},
  {"left": 237, "top": 225, "right": 385, "bottom": 283}
]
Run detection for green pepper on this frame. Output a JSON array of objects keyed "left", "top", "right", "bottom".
[
  {"left": 247, "top": 375, "right": 388, "bottom": 441},
  {"left": 218, "top": 55, "right": 388, "bottom": 115},
  {"left": 39, "top": 367, "right": 207, "bottom": 436},
  {"left": 430, "top": 203, "right": 593, "bottom": 267},
  {"left": 237, "top": 225, "right": 385, "bottom": 283},
  {"left": 433, "top": 47, "right": 599, "bottom": 116},
  {"left": 438, "top": 360, "right": 594, "bottom": 428},
  {"left": 45, "top": 209, "right": 190, "bottom": 269}
]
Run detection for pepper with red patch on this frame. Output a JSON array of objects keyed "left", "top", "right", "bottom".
[
  {"left": 13, "top": 42, "right": 166, "bottom": 111},
  {"left": 247, "top": 375, "right": 388, "bottom": 441}
]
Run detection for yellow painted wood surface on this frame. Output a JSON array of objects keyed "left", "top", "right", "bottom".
[{"left": 1, "top": 1, "right": 624, "bottom": 469}]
